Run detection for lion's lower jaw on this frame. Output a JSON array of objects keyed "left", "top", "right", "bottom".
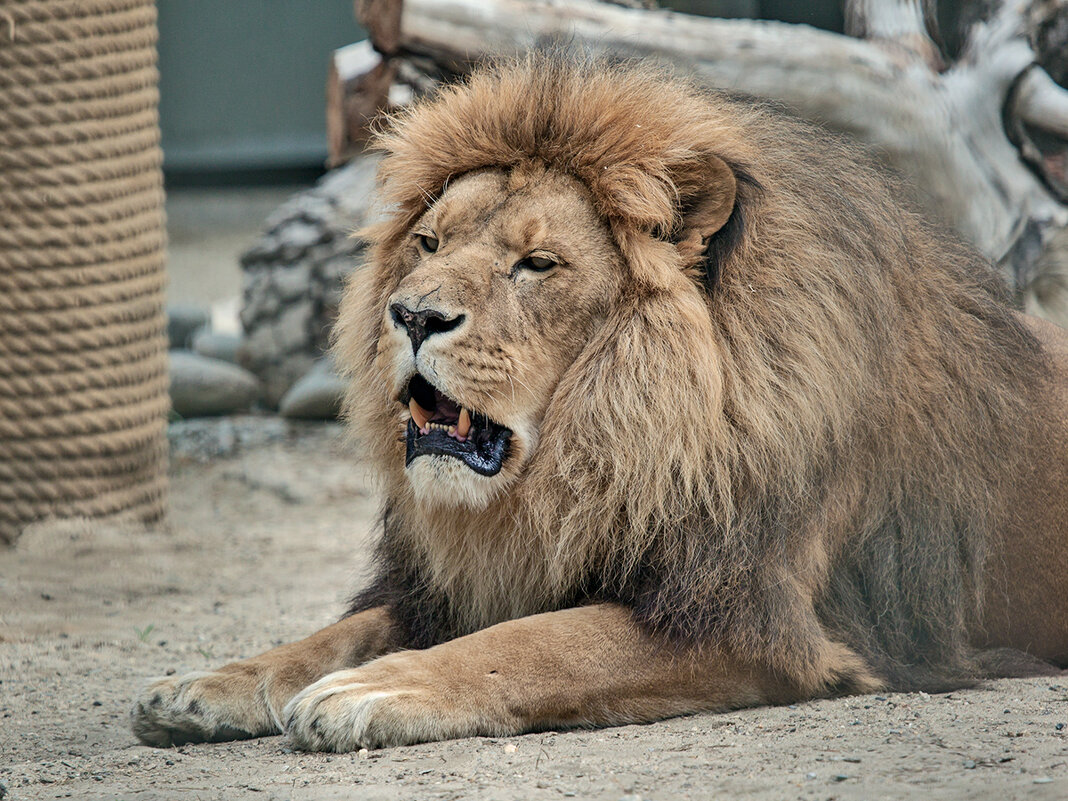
[
  {"left": 405, "top": 455, "right": 513, "bottom": 510},
  {"left": 404, "top": 424, "right": 534, "bottom": 510}
]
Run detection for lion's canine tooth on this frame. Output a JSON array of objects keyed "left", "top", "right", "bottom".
[
  {"left": 409, "top": 398, "right": 430, "bottom": 429},
  {"left": 457, "top": 407, "right": 472, "bottom": 438}
]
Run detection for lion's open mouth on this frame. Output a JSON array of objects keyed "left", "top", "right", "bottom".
[{"left": 402, "top": 374, "right": 512, "bottom": 476}]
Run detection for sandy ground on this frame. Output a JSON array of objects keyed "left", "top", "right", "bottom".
[{"left": 1, "top": 418, "right": 1067, "bottom": 801}]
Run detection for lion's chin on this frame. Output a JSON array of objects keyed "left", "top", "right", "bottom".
[{"left": 405, "top": 455, "right": 510, "bottom": 510}]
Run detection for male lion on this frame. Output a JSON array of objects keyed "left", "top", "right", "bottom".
[{"left": 132, "top": 54, "right": 1068, "bottom": 752}]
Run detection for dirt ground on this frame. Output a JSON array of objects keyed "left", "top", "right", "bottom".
[{"left": 1, "top": 418, "right": 1066, "bottom": 801}]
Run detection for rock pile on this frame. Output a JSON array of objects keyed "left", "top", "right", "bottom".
[
  {"left": 237, "top": 154, "right": 381, "bottom": 407},
  {"left": 166, "top": 305, "right": 346, "bottom": 421},
  {"left": 167, "top": 154, "right": 379, "bottom": 421},
  {"left": 166, "top": 305, "right": 260, "bottom": 418}
]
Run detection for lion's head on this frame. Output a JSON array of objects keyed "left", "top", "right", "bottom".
[
  {"left": 335, "top": 53, "right": 1044, "bottom": 688},
  {"left": 336, "top": 55, "right": 744, "bottom": 516},
  {"left": 366, "top": 165, "right": 625, "bottom": 507}
]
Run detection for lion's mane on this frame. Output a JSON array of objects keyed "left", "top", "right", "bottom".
[{"left": 334, "top": 53, "right": 1048, "bottom": 693}]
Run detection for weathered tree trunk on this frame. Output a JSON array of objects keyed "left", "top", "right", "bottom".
[
  {"left": 327, "top": 40, "right": 396, "bottom": 167},
  {"left": 247, "top": 0, "right": 1068, "bottom": 412},
  {"left": 348, "top": 0, "right": 1068, "bottom": 323}
]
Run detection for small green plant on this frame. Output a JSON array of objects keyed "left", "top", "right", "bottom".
[
  {"left": 196, "top": 646, "right": 214, "bottom": 659},
  {"left": 134, "top": 624, "right": 156, "bottom": 643}
]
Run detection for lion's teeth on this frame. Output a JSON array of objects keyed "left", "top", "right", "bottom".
[
  {"left": 409, "top": 398, "right": 430, "bottom": 429},
  {"left": 457, "top": 407, "right": 472, "bottom": 438}
]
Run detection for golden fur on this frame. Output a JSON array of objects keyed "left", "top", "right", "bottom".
[
  {"left": 336, "top": 52, "right": 1061, "bottom": 692},
  {"left": 132, "top": 53, "right": 1068, "bottom": 752}
]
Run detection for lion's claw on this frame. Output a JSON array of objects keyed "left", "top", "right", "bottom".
[
  {"left": 283, "top": 672, "right": 389, "bottom": 751},
  {"left": 283, "top": 667, "right": 479, "bottom": 752},
  {"left": 130, "top": 670, "right": 268, "bottom": 747}
]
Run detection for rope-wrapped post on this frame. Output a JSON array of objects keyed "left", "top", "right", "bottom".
[{"left": 0, "top": 0, "right": 170, "bottom": 543}]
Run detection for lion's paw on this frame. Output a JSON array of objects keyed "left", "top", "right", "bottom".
[
  {"left": 282, "top": 669, "right": 472, "bottom": 752},
  {"left": 131, "top": 669, "right": 275, "bottom": 747}
]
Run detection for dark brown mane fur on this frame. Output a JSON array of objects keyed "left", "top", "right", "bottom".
[{"left": 337, "top": 51, "right": 1050, "bottom": 694}]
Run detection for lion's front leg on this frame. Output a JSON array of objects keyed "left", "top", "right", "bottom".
[
  {"left": 282, "top": 604, "right": 791, "bottom": 752},
  {"left": 131, "top": 607, "right": 396, "bottom": 746}
]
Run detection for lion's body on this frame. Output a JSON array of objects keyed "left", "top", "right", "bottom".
[
  {"left": 975, "top": 316, "right": 1068, "bottom": 664},
  {"left": 131, "top": 54, "right": 1068, "bottom": 752},
  {"left": 338, "top": 54, "right": 1065, "bottom": 691}
]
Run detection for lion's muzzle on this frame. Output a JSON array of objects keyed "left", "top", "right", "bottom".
[{"left": 402, "top": 373, "right": 512, "bottom": 476}]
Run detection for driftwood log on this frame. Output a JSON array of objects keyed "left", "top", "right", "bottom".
[
  {"left": 327, "top": 41, "right": 395, "bottom": 167},
  {"left": 241, "top": 0, "right": 1068, "bottom": 411},
  {"left": 334, "top": 0, "right": 1068, "bottom": 325}
]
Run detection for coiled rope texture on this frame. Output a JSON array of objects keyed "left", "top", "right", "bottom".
[{"left": 0, "top": 0, "right": 168, "bottom": 543}]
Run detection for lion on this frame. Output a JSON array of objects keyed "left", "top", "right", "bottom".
[{"left": 131, "top": 53, "right": 1068, "bottom": 752}]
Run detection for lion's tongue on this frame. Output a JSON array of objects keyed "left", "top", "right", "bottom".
[{"left": 433, "top": 394, "right": 461, "bottom": 425}]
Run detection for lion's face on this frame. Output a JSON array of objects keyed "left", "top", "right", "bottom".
[{"left": 373, "top": 164, "right": 624, "bottom": 508}]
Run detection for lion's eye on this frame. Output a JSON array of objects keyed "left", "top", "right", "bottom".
[
  {"left": 517, "top": 254, "right": 556, "bottom": 272},
  {"left": 418, "top": 234, "right": 439, "bottom": 253}
]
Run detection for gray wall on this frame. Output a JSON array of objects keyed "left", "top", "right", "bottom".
[
  {"left": 157, "top": 0, "right": 365, "bottom": 174},
  {"left": 164, "top": 0, "right": 967, "bottom": 174}
]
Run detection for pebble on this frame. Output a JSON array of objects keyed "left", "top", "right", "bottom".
[
  {"left": 278, "top": 358, "right": 346, "bottom": 420},
  {"left": 166, "top": 303, "right": 211, "bottom": 349},
  {"left": 169, "top": 351, "right": 261, "bottom": 417},
  {"left": 168, "top": 417, "right": 298, "bottom": 462},
  {"left": 169, "top": 417, "right": 237, "bottom": 460},
  {"left": 191, "top": 329, "right": 243, "bottom": 365}
]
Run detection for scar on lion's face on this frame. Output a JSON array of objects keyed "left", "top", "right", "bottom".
[{"left": 375, "top": 165, "right": 624, "bottom": 507}]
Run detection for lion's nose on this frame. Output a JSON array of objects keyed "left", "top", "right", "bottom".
[{"left": 389, "top": 302, "right": 465, "bottom": 354}]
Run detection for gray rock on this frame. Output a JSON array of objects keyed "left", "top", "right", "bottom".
[
  {"left": 166, "top": 303, "right": 210, "bottom": 349},
  {"left": 237, "top": 326, "right": 316, "bottom": 406},
  {"left": 272, "top": 264, "right": 311, "bottom": 302},
  {"left": 170, "top": 351, "right": 261, "bottom": 417},
  {"left": 273, "top": 300, "right": 314, "bottom": 353},
  {"left": 238, "top": 153, "right": 381, "bottom": 409},
  {"left": 278, "top": 358, "right": 347, "bottom": 420},
  {"left": 242, "top": 271, "right": 281, "bottom": 323},
  {"left": 190, "top": 329, "right": 242, "bottom": 365},
  {"left": 277, "top": 220, "right": 326, "bottom": 256}
]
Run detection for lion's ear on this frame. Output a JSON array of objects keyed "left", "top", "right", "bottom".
[{"left": 675, "top": 155, "right": 739, "bottom": 282}]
